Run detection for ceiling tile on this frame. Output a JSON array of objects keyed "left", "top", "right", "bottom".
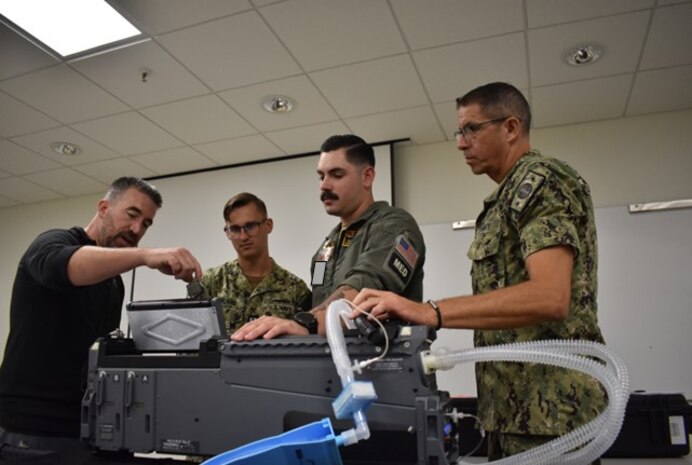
[
  {"left": 219, "top": 75, "right": 339, "bottom": 131},
  {"left": 526, "top": 0, "right": 655, "bottom": 28},
  {"left": 345, "top": 106, "right": 446, "bottom": 145},
  {"left": 0, "top": 196, "right": 20, "bottom": 208},
  {"left": 0, "top": 91, "right": 60, "bottom": 137},
  {"left": 260, "top": 0, "right": 406, "bottom": 71},
  {"left": 0, "top": 23, "right": 58, "bottom": 80},
  {"left": 265, "top": 121, "right": 350, "bottom": 154},
  {"left": 528, "top": 11, "right": 650, "bottom": 87},
  {"left": 0, "top": 177, "right": 63, "bottom": 203},
  {"left": 310, "top": 55, "right": 428, "bottom": 118},
  {"left": 433, "top": 100, "right": 460, "bottom": 142},
  {"left": 71, "top": 112, "right": 183, "bottom": 155},
  {"left": 639, "top": 3, "right": 692, "bottom": 69},
  {"left": 0, "top": 65, "right": 129, "bottom": 123},
  {"left": 251, "top": 0, "right": 283, "bottom": 6},
  {"left": 156, "top": 11, "right": 302, "bottom": 91},
  {"left": 141, "top": 94, "right": 256, "bottom": 144},
  {"left": 0, "top": 139, "right": 62, "bottom": 175},
  {"left": 627, "top": 65, "right": 692, "bottom": 116},
  {"left": 531, "top": 75, "right": 633, "bottom": 127},
  {"left": 129, "top": 147, "right": 217, "bottom": 174},
  {"left": 23, "top": 168, "right": 107, "bottom": 196},
  {"left": 11, "top": 126, "right": 122, "bottom": 166},
  {"left": 73, "top": 158, "right": 156, "bottom": 184},
  {"left": 1, "top": 0, "right": 691, "bottom": 210},
  {"left": 414, "top": 33, "right": 528, "bottom": 103},
  {"left": 194, "top": 134, "right": 284, "bottom": 165},
  {"left": 71, "top": 41, "right": 209, "bottom": 108},
  {"left": 392, "top": 0, "right": 524, "bottom": 50},
  {"left": 113, "top": 0, "right": 253, "bottom": 35}
]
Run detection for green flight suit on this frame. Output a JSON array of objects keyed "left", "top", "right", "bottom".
[{"left": 311, "top": 201, "right": 425, "bottom": 306}]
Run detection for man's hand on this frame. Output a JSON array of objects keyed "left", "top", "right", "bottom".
[
  {"left": 231, "top": 315, "right": 308, "bottom": 341},
  {"left": 142, "top": 247, "right": 202, "bottom": 283},
  {"left": 353, "top": 288, "right": 435, "bottom": 327}
]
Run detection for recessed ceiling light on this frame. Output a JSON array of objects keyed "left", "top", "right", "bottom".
[
  {"left": 51, "top": 142, "right": 81, "bottom": 156},
  {"left": 564, "top": 44, "right": 603, "bottom": 66},
  {"left": 0, "top": 0, "right": 143, "bottom": 58},
  {"left": 261, "top": 95, "right": 295, "bottom": 113}
]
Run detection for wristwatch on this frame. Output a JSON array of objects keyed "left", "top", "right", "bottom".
[{"left": 293, "top": 312, "right": 318, "bottom": 335}]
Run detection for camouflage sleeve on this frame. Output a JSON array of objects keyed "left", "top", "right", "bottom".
[
  {"left": 296, "top": 284, "right": 312, "bottom": 312},
  {"left": 510, "top": 165, "right": 584, "bottom": 259},
  {"left": 199, "top": 265, "right": 224, "bottom": 300}
]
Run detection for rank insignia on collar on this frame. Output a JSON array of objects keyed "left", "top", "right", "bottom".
[{"left": 341, "top": 229, "right": 358, "bottom": 248}]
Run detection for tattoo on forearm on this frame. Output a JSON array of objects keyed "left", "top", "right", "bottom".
[{"left": 314, "top": 287, "right": 349, "bottom": 313}]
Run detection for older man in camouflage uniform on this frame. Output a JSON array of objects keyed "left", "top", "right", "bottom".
[
  {"left": 196, "top": 192, "right": 311, "bottom": 333},
  {"left": 354, "top": 82, "right": 606, "bottom": 463}
]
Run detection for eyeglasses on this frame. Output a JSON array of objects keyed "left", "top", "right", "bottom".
[
  {"left": 453, "top": 116, "right": 509, "bottom": 141},
  {"left": 223, "top": 219, "right": 266, "bottom": 238}
]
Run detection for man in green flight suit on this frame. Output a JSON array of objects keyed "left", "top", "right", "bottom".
[
  {"left": 353, "top": 82, "right": 606, "bottom": 463},
  {"left": 231, "top": 134, "right": 426, "bottom": 341},
  {"left": 194, "top": 192, "right": 311, "bottom": 333}
]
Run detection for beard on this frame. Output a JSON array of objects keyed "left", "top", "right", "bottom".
[{"left": 100, "top": 216, "right": 139, "bottom": 248}]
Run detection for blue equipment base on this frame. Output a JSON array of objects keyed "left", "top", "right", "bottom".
[{"left": 201, "top": 418, "right": 343, "bottom": 465}]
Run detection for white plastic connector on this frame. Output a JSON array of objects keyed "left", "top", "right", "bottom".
[{"left": 421, "top": 347, "right": 456, "bottom": 374}]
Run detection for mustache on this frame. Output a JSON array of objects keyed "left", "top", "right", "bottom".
[{"left": 321, "top": 191, "right": 339, "bottom": 202}]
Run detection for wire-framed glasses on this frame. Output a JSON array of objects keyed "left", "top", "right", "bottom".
[{"left": 453, "top": 116, "right": 509, "bottom": 141}]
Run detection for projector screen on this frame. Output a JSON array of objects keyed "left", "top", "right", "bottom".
[{"left": 125, "top": 144, "right": 393, "bottom": 304}]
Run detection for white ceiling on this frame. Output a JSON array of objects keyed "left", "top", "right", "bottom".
[{"left": 1, "top": 0, "right": 691, "bottom": 208}]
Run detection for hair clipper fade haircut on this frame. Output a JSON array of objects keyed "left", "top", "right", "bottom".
[
  {"left": 106, "top": 177, "right": 162, "bottom": 208},
  {"left": 320, "top": 134, "right": 375, "bottom": 168},
  {"left": 456, "top": 82, "right": 532, "bottom": 134},
  {"left": 223, "top": 192, "right": 268, "bottom": 222}
]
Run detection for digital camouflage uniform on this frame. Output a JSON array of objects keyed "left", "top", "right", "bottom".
[
  {"left": 200, "top": 259, "right": 311, "bottom": 333},
  {"left": 311, "top": 201, "right": 425, "bottom": 306},
  {"left": 468, "top": 150, "right": 606, "bottom": 439}
]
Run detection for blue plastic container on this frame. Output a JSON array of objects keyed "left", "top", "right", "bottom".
[{"left": 201, "top": 418, "right": 343, "bottom": 465}]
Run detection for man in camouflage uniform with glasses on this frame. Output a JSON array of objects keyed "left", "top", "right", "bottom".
[
  {"left": 354, "top": 82, "right": 606, "bottom": 463},
  {"left": 192, "top": 192, "right": 311, "bottom": 333}
]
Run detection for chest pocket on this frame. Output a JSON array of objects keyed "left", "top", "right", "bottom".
[{"left": 467, "top": 215, "right": 505, "bottom": 292}]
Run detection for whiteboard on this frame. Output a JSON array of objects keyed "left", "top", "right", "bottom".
[
  {"left": 124, "top": 145, "right": 392, "bottom": 304},
  {"left": 422, "top": 205, "right": 692, "bottom": 397}
]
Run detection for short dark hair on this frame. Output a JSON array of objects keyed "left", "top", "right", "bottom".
[
  {"left": 106, "top": 177, "right": 162, "bottom": 208},
  {"left": 320, "top": 134, "right": 375, "bottom": 167},
  {"left": 456, "top": 82, "right": 532, "bottom": 134},
  {"left": 222, "top": 192, "right": 268, "bottom": 222}
]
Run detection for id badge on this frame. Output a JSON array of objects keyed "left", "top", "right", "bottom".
[{"left": 312, "top": 261, "right": 327, "bottom": 286}]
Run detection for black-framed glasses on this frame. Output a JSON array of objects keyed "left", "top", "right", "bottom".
[
  {"left": 223, "top": 219, "right": 266, "bottom": 238},
  {"left": 453, "top": 116, "right": 509, "bottom": 141}
]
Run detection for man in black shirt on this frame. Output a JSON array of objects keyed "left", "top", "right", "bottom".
[{"left": 0, "top": 177, "right": 202, "bottom": 458}]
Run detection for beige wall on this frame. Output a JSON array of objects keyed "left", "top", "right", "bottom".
[{"left": 394, "top": 109, "right": 692, "bottom": 224}]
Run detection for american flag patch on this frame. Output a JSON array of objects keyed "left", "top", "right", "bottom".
[{"left": 395, "top": 235, "right": 418, "bottom": 268}]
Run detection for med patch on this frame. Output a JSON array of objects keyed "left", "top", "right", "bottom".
[
  {"left": 386, "top": 252, "right": 412, "bottom": 284},
  {"left": 384, "top": 235, "right": 418, "bottom": 285},
  {"left": 511, "top": 170, "right": 545, "bottom": 214}
]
